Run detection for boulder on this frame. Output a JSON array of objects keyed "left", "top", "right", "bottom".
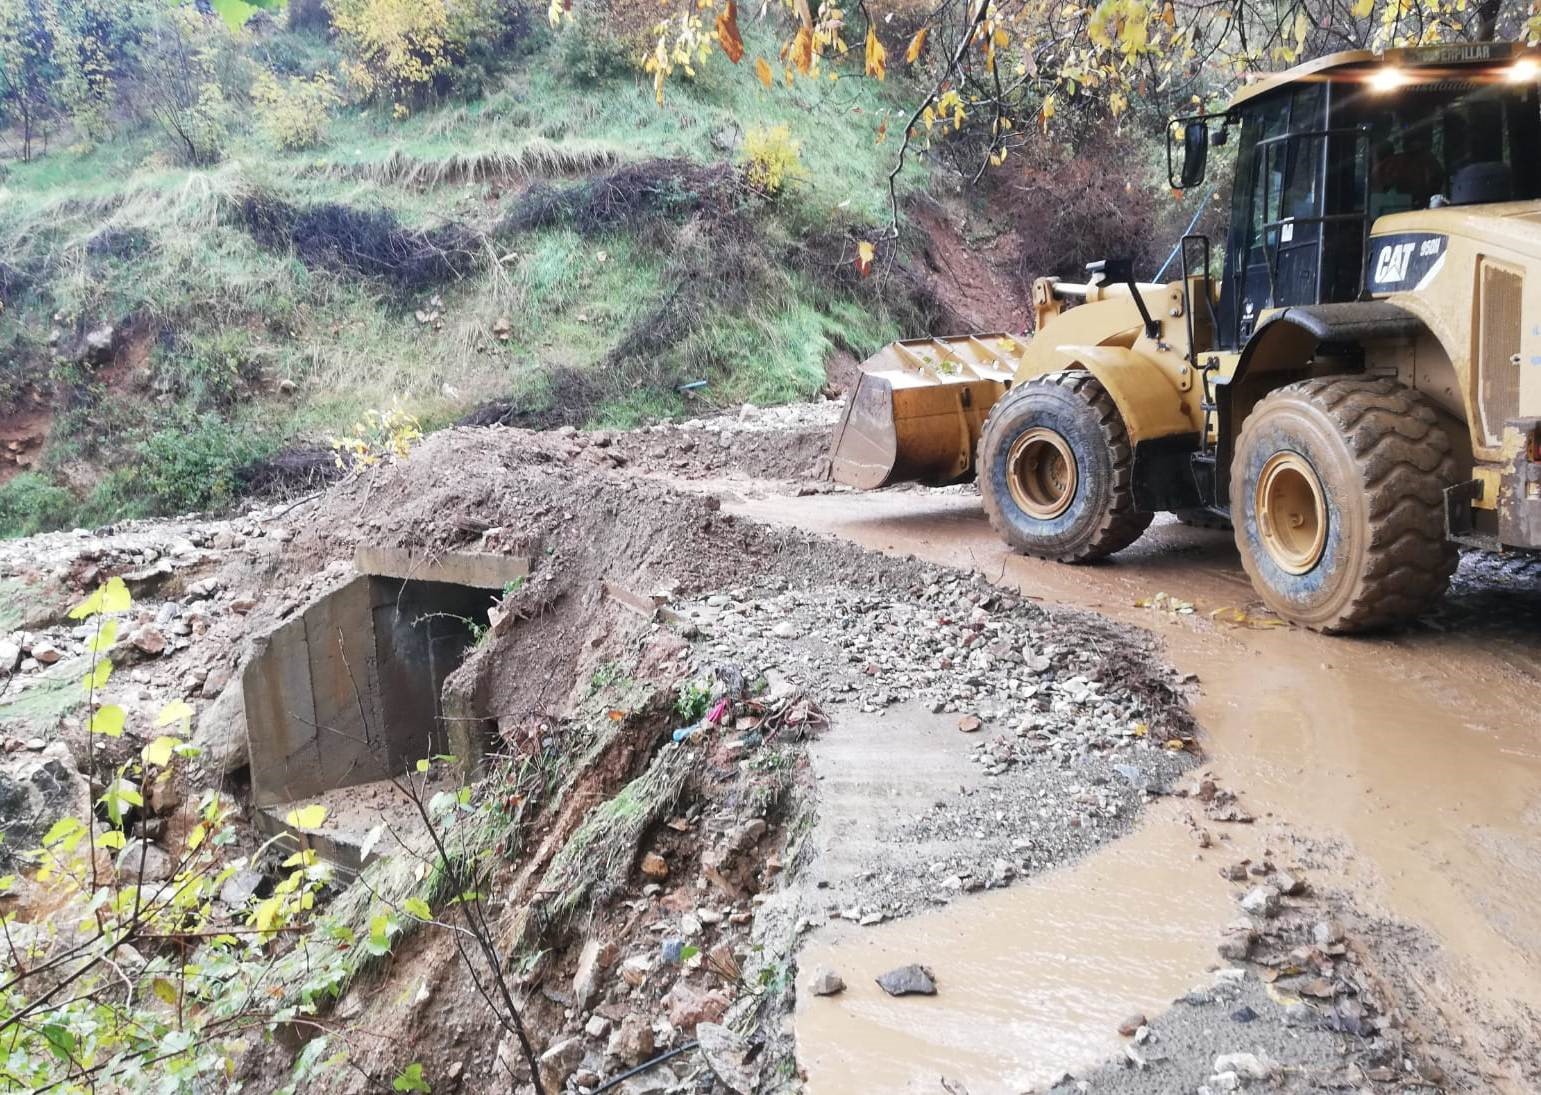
[
  {"left": 537, "top": 1036, "right": 583, "bottom": 1089},
  {"left": 664, "top": 980, "right": 729, "bottom": 1031},
  {"left": 193, "top": 683, "right": 247, "bottom": 774},
  {"left": 116, "top": 839, "right": 174, "bottom": 883},
  {"left": 0, "top": 745, "right": 87, "bottom": 870},
  {"left": 572, "top": 936, "right": 617, "bottom": 1008},
  {"left": 876, "top": 964, "right": 936, "bottom": 996}
]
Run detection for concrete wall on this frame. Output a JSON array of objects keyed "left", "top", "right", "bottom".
[{"left": 244, "top": 575, "right": 489, "bottom": 808}]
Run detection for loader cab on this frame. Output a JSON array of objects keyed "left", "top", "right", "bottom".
[{"left": 1180, "top": 46, "right": 1541, "bottom": 351}]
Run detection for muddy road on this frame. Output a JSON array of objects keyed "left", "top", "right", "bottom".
[{"left": 716, "top": 482, "right": 1541, "bottom": 1090}]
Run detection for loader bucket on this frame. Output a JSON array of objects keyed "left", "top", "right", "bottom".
[{"left": 830, "top": 334, "right": 1021, "bottom": 489}]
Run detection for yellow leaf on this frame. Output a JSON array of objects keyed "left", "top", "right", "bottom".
[
  {"left": 143, "top": 736, "right": 179, "bottom": 768},
  {"left": 81, "top": 660, "right": 111, "bottom": 694},
  {"left": 855, "top": 240, "right": 876, "bottom": 277},
  {"left": 285, "top": 804, "right": 328, "bottom": 830},
  {"left": 791, "top": 25, "right": 813, "bottom": 75},
  {"left": 864, "top": 25, "right": 887, "bottom": 80},
  {"left": 91, "top": 704, "right": 126, "bottom": 738},
  {"left": 86, "top": 619, "right": 119, "bottom": 654},
  {"left": 755, "top": 55, "right": 773, "bottom": 88},
  {"left": 716, "top": 0, "right": 745, "bottom": 63},
  {"left": 905, "top": 26, "right": 927, "bottom": 63},
  {"left": 156, "top": 699, "right": 195, "bottom": 728},
  {"left": 1352, "top": 0, "right": 1373, "bottom": 16},
  {"left": 152, "top": 978, "right": 179, "bottom": 1005},
  {"left": 68, "top": 577, "right": 131, "bottom": 621}
]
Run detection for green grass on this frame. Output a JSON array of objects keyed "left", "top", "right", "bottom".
[{"left": 0, "top": 26, "right": 929, "bottom": 537}]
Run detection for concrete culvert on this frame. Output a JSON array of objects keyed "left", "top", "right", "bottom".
[{"left": 242, "top": 548, "right": 528, "bottom": 870}]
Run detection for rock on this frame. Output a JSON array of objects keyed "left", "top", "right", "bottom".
[
  {"left": 1213, "top": 1051, "right": 1278, "bottom": 1082},
  {"left": 219, "top": 868, "right": 267, "bottom": 907},
  {"left": 82, "top": 323, "right": 115, "bottom": 364},
  {"left": 0, "top": 746, "right": 87, "bottom": 870},
  {"left": 1274, "top": 870, "right": 1306, "bottom": 896},
  {"left": 619, "top": 954, "right": 653, "bottom": 986},
  {"left": 1312, "top": 918, "right": 1345, "bottom": 946},
  {"left": 607, "top": 1014, "right": 655, "bottom": 1066},
  {"left": 876, "top": 964, "right": 936, "bottom": 997},
  {"left": 193, "top": 683, "right": 246, "bottom": 774},
  {"left": 538, "top": 1036, "right": 583, "bottom": 1088},
  {"left": 771, "top": 620, "right": 798, "bottom": 639},
  {"left": 697, "top": 1022, "right": 760, "bottom": 1094},
  {"left": 663, "top": 980, "right": 729, "bottom": 1030},
  {"left": 957, "top": 714, "right": 982, "bottom": 733},
  {"left": 1117, "top": 1013, "right": 1146, "bottom": 1037},
  {"left": 808, "top": 968, "right": 846, "bottom": 996},
  {"left": 30, "top": 641, "right": 63, "bottom": 665},
  {"left": 1220, "top": 862, "right": 1249, "bottom": 882},
  {"left": 129, "top": 625, "right": 167, "bottom": 657},
  {"left": 0, "top": 641, "right": 19, "bottom": 674},
  {"left": 584, "top": 1014, "right": 611, "bottom": 1039},
  {"left": 1217, "top": 928, "right": 1255, "bottom": 962},
  {"left": 641, "top": 851, "right": 669, "bottom": 879},
  {"left": 1239, "top": 885, "right": 1280, "bottom": 918},
  {"left": 573, "top": 937, "right": 617, "bottom": 1007},
  {"left": 1208, "top": 1070, "right": 1241, "bottom": 1092},
  {"left": 116, "top": 839, "right": 173, "bottom": 883}
]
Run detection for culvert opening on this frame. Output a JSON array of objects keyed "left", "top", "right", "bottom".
[{"left": 242, "top": 548, "right": 528, "bottom": 869}]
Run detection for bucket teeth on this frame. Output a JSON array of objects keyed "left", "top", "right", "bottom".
[{"left": 829, "top": 334, "right": 1019, "bottom": 489}]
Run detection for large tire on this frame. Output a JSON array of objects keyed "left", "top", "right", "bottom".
[
  {"left": 1230, "top": 376, "right": 1459, "bottom": 633},
  {"left": 979, "top": 370, "right": 1152, "bottom": 562}
]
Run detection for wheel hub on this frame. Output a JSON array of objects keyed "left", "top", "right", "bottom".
[
  {"left": 1256, "top": 451, "right": 1328, "bottom": 574},
  {"left": 1006, "top": 427, "right": 1077, "bottom": 520}
]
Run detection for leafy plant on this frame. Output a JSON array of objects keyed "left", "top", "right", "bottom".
[
  {"left": 253, "top": 69, "right": 342, "bottom": 150},
  {"left": 675, "top": 678, "right": 712, "bottom": 722},
  {"left": 741, "top": 124, "right": 804, "bottom": 197},
  {"left": 330, "top": 401, "right": 424, "bottom": 469},
  {"left": 0, "top": 577, "right": 345, "bottom": 1090}
]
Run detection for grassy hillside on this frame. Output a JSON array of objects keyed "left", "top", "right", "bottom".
[{"left": 0, "top": 19, "right": 932, "bottom": 536}]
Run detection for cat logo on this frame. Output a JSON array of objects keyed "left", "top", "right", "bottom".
[
  {"left": 1368, "top": 233, "right": 1446, "bottom": 293},
  {"left": 1374, "top": 242, "right": 1416, "bottom": 285}
]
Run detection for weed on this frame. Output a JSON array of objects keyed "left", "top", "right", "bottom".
[{"left": 675, "top": 679, "right": 712, "bottom": 722}]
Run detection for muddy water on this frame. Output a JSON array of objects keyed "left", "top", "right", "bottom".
[
  {"left": 730, "top": 487, "right": 1541, "bottom": 1066},
  {"left": 796, "top": 804, "right": 1246, "bottom": 1093}
]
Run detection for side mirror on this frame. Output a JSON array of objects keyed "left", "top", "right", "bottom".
[{"left": 1180, "top": 120, "right": 1209, "bottom": 189}]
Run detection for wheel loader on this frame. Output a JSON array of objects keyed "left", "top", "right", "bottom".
[{"left": 831, "top": 40, "right": 1541, "bottom": 632}]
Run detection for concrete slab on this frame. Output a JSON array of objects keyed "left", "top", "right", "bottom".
[{"left": 355, "top": 546, "right": 530, "bottom": 589}]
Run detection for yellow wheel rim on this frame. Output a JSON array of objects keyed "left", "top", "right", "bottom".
[
  {"left": 1006, "top": 427, "right": 1077, "bottom": 520},
  {"left": 1255, "top": 451, "right": 1328, "bottom": 574}
]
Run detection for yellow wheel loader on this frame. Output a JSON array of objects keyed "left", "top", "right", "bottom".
[{"left": 831, "top": 41, "right": 1541, "bottom": 632}]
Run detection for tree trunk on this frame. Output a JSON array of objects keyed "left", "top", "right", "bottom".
[{"left": 1475, "top": 0, "right": 1501, "bottom": 41}]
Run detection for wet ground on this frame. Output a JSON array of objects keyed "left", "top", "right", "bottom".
[{"left": 721, "top": 483, "right": 1541, "bottom": 1091}]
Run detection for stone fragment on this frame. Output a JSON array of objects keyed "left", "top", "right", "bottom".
[
  {"left": 640, "top": 851, "right": 669, "bottom": 879},
  {"left": 808, "top": 968, "right": 845, "bottom": 996},
  {"left": 876, "top": 964, "right": 936, "bottom": 996}
]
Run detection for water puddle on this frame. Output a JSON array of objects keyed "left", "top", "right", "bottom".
[
  {"left": 795, "top": 804, "right": 1245, "bottom": 1093},
  {"left": 740, "top": 490, "right": 1541, "bottom": 1021}
]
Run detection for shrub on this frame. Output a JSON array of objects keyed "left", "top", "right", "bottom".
[
  {"left": 742, "top": 125, "right": 804, "bottom": 197},
  {"left": 253, "top": 69, "right": 341, "bottom": 150},
  {"left": 135, "top": 7, "right": 245, "bottom": 165},
  {"left": 132, "top": 416, "right": 270, "bottom": 515},
  {"left": 326, "top": 0, "right": 453, "bottom": 110},
  {"left": 0, "top": 473, "right": 78, "bottom": 538}
]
